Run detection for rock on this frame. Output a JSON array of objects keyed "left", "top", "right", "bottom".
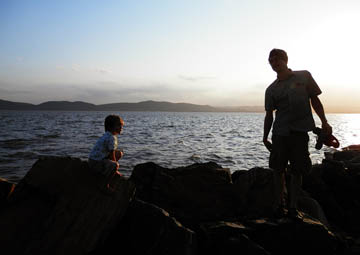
[
  {"left": 333, "top": 150, "right": 360, "bottom": 161},
  {"left": 0, "top": 156, "right": 136, "bottom": 255},
  {"left": 297, "top": 195, "right": 329, "bottom": 227},
  {"left": 231, "top": 170, "right": 248, "bottom": 183},
  {"left": 92, "top": 199, "right": 196, "bottom": 255},
  {"left": 232, "top": 167, "right": 330, "bottom": 225},
  {"left": 232, "top": 167, "right": 276, "bottom": 218},
  {"left": 245, "top": 215, "right": 340, "bottom": 255},
  {"left": 197, "top": 215, "right": 343, "bottom": 255},
  {"left": 303, "top": 158, "right": 360, "bottom": 235},
  {"left": 0, "top": 178, "right": 15, "bottom": 210},
  {"left": 129, "top": 162, "right": 241, "bottom": 222},
  {"left": 342, "top": 144, "right": 360, "bottom": 151},
  {"left": 303, "top": 165, "right": 346, "bottom": 227},
  {"left": 199, "top": 221, "right": 269, "bottom": 255},
  {"left": 0, "top": 157, "right": 355, "bottom": 254}
]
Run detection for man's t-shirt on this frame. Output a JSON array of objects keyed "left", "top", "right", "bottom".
[{"left": 265, "top": 70, "right": 322, "bottom": 136}]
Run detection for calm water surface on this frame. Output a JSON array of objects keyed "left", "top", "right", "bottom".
[{"left": 1, "top": 111, "right": 359, "bottom": 182}]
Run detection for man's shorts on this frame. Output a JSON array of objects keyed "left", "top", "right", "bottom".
[
  {"left": 269, "top": 132, "right": 312, "bottom": 175},
  {"left": 88, "top": 158, "right": 117, "bottom": 177}
]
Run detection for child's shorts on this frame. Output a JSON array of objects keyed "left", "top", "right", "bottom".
[{"left": 88, "top": 158, "right": 117, "bottom": 177}]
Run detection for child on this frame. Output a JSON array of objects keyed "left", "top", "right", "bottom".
[{"left": 89, "top": 115, "right": 124, "bottom": 190}]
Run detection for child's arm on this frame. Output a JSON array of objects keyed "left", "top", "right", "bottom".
[
  {"left": 109, "top": 150, "right": 117, "bottom": 161},
  {"left": 109, "top": 150, "right": 120, "bottom": 170},
  {"left": 115, "top": 149, "right": 124, "bottom": 161}
]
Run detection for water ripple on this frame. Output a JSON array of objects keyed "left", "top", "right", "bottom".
[{"left": 0, "top": 111, "right": 358, "bottom": 182}]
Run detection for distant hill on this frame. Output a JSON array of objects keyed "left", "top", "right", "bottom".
[
  {"left": 97, "top": 100, "right": 217, "bottom": 112},
  {"left": 216, "top": 106, "right": 264, "bottom": 112},
  {"left": 0, "top": 99, "right": 263, "bottom": 112},
  {"left": 0, "top": 99, "right": 36, "bottom": 110},
  {"left": 36, "top": 101, "right": 98, "bottom": 111}
]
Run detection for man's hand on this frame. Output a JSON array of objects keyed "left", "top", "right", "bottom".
[
  {"left": 263, "top": 139, "right": 273, "bottom": 152},
  {"left": 322, "top": 122, "right": 333, "bottom": 135}
]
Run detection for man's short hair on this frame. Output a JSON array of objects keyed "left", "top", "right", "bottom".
[
  {"left": 104, "top": 114, "right": 124, "bottom": 132},
  {"left": 269, "top": 48, "right": 288, "bottom": 62}
]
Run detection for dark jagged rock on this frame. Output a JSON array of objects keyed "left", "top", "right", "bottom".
[
  {"left": 0, "top": 178, "right": 15, "bottom": 210},
  {"left": 245, "top": 216, "right": 340, "bottom": 255},
  {"left": 333, "top": 150, "right": 360, "bottom": 162},
  {"left": 303, "top": 164, "right": 346, "bottom": 227},
  {"left": 195, "top": 215, "right": 340, "bottom": 255},
  {"left": 128, "top": 162, "right": 347, "bottom": 253},
  {"left": 232, "top": 167, "right": 276, "bottom": 218},
  {"left": 198, "top": 221, "right": 269, "bottom": 255},
  {"left": 303, "top": 155, "right": 360, "bottom": 235},
  {"left": 92, "top": 199, "right": 196, "bottom": 255},
  {"left": 232, "top": 167, "right": 329, "bottom": 225},
  {"left": 0, "top": 156, "right": 135, "bottom": 255},
  {"left": 129, "top": 162, "right": 241, "bottom": 222},
  {"left": 0, "top": 157, "right": 354, "bottom": 254}
]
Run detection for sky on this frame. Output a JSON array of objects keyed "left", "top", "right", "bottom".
[{"left": 1, "top": 0, "right": 360, "bottom": 111}]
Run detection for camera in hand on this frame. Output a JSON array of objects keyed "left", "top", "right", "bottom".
[{"left": 312, "top": 127, "right": 340, "bottom": 150}]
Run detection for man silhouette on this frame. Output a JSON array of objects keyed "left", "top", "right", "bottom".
[{"left": 263, "top": 48, "right": 332, "bottom": 218}]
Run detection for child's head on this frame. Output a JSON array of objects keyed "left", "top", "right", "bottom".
[{"left": 104, "top": 114, "right": 124, "bottom": 134}]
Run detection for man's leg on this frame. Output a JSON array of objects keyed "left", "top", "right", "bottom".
[
  {"left": 273, "top": 168, "right": 286, "bottom": 210},
  {"left": 270, "top": 135, "right": 289, "bottom": 216},
  {"left": 287, "top": 172, "right": 302, "bottom": 210},
  {"left": 288, "top": 132, "right": 311, "bottom": 217}
]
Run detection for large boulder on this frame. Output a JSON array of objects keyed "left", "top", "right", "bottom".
[
  {"left": 0, "top": 178, "right": 15, "bottom": 210},
  {"left": 232, "top": 167, "right": 276, "bottom": 218},
  {"left": 303, "top": 156, "right": 360, "bottom": 235},
  {"left": 232, "top": 167, "right": 329, "bottom": 224},
  {"left": 129, "top": 162, "right": 242, "bottom": 223},
  {"left": 244, "top": 215, "right": 341, "bottom": 255},
  {"left": 333, "top": 150, "right": 360, "bottom": 162},
  {"left": 0, "top": 156, "right": 136, "bottom": 255},
  {"left": 198, "top": 221, "right": 269, "bottom": 255},
  {"left": 130, "top": 162, "right": 330, "bottom": 224},
  {"left": 197, "top": 214, "right": 341, "bottom": 255},
  {"left": 92, "top": 199, "right": 197, "bottom": 255}
]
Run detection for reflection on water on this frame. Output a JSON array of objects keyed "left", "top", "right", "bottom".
[{"left": 0, "top": 111, "right": 359, "bottom": 182}]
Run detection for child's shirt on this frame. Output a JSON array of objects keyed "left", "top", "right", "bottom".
[{"left": 89, "top": 131, "right": 118, "bottom": 161}]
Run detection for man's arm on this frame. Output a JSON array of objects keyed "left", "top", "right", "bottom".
[
  {"left": 263, "top": 110, "right": 274, "bottom": 152},
  {"left": 310, "top": 95, "right": 332, "bottom": 134}
]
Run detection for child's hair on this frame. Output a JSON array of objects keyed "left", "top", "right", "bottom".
[{"left": 104, "top": 114, "right": 124, "bottom": 132}]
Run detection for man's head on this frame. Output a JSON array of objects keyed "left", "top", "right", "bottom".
[
  {"left": 104, "top": 114, "right": 124, "bottom": 133},
  {"left": 268, "top": 48, "right": 288, "bottom": 73},
  {"left": 268, "top": 49, "right": 288, "bottom": 63}
]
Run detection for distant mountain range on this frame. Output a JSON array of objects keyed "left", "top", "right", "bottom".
[{"left": 0, "top": 99, "right": 263, "bottom": 112}]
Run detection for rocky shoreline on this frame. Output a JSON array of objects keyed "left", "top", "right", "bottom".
[{"left": 0, "top": 150, "right": 360, "bottom": 254}]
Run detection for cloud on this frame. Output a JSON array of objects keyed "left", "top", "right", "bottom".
[
  {"left": 0, "top": 78, "right": 263, "bottom": 106},
  {"left": 55, "top": 65, "right": 111, "bottom": 75},
  {"left": 93, "top": 68, "right": 111, "bottom": 74},
  {"left": 178, "top": 75, "right": 216, "bottom": 82}
]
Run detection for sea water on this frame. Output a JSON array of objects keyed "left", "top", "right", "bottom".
[{"left": 1, "top": 111, "right": 360, "bottom": 182}]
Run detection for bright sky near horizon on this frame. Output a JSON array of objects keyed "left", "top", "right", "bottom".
[{"left": 1, "top": 0, "right": 359, "bottom": 112}]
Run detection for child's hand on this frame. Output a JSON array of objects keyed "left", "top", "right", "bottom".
[
  {"left": 120, "top": 151, "right": 124, "bottom": 158},
  {"left": 115, "top": 161, "right": 120, "bottom": 170}
]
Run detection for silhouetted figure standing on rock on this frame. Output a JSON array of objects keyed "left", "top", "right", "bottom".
[{"left": 263, "top": 49, "right": 332, "bottom": 218}]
